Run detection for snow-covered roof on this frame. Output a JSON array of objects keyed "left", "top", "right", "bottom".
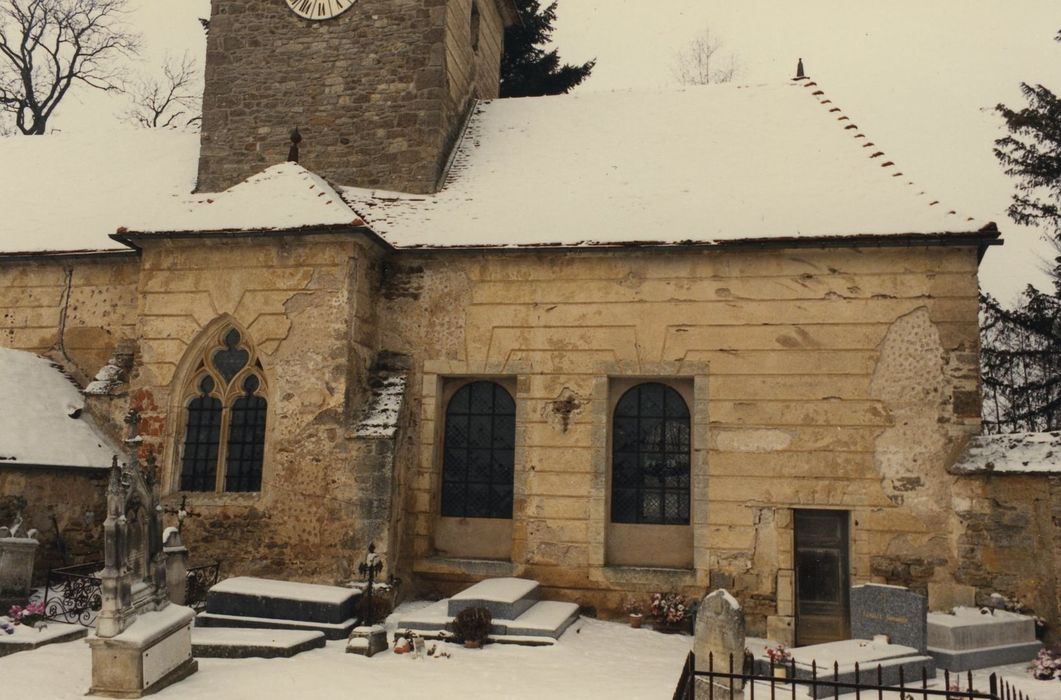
[
  {"left": 123, "top": 163, "right": 365, "bottom": 235},
  {"left": 951, "top": 432, "right": 1061, "bottom": 475},
  {"left": 0, "top": 348, "right": 119, "bottom": 469},
  {"left": 342, "top": 79, "right": 992, "bottom": 249},
  {"left": 1, "top": 79, "right": 995, "bottom": 256},
  {"left": 0, "top": 129, "right": 198, "bottom": 254}
]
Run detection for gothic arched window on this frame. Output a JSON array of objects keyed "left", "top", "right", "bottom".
[
  {"left": 611, "top": 382, "right": 690, "bottom": 525},
  {"left": 179, "top": 327, "right": 268, "bottom": 493},
  {"left": 441, "top": 381, "right": 515, "bottom": 519}
]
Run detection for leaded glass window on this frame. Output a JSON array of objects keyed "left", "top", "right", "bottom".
[
  {"left": 611, "top": 383, "right": 691, "bottom": 525},
  {"left": 178, "top": 325, "right": 268, "bottom": 493},
  {"left": 441, "top": 381, "right": 515, "bottom": 519}
]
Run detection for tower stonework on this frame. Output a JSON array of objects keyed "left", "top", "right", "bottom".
[{"left": 197, "top": 0, "right": 515, "bottom": 194}]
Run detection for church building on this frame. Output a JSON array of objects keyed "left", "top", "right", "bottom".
[{"left": 2, "top": 0, "right": 1056, "bottom": 646}]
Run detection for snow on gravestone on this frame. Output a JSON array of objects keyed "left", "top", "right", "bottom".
[{"left": 694, "top": 590, "right": 745, "bottom": 700}]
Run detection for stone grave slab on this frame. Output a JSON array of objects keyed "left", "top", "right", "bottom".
[
  {"left": 206, "top": 576, "right": 359, "bottom": 624},
  {"left": 780, "top": 639, "right": 935, "bottom": 699},
  {"left": 927, "top": 607, "right": 1041, "bottom": 671},
  {"left": 447, "top": 577, "right": 539, "bottom": 619},
  {"left": 0, "top": 621, "right": 87, "bottom": 657},
  {"left": 851, "top": 584, "right": 927, "bottom": 652},
  {"left": 195, "top": 611, "right": 357, "bottom": 640},
  {"left": 191, "top": 627, "right": 326, "bottom": 659},
  {"left": 396, "top": 579, "right": 579, "bottom": 644}
]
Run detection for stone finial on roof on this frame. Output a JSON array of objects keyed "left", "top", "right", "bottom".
[
  {"left": 288, "top": 127, "right": 302, "bottom": 163},
  {"left": 796, "top": 58, "right": 806, "bottom": 79}
]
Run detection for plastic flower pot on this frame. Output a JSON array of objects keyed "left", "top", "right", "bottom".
[{"left": 629, "top": 613, "right": 642, "bottom": 628}]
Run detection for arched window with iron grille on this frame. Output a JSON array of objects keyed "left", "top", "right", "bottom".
[
  {"left": 441, "top": 381, "right": 515, "bottom": 519},
  {"left": 611, "top": 382, "right": 690, "bottom": 525}
]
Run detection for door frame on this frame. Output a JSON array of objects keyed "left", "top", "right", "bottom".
[{"left": 793, "top": 508, "right": 851, "bottom": 646}]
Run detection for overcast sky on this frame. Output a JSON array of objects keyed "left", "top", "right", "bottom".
[{"left": 35, "top": 0, "right": 1061, "bottom": 303}]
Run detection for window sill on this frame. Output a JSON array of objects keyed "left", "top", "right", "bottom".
[
  {"left": 413, "top": 556, "right": 516, "bottom": 578},
  {"left": 597, "top": 565, "right": 698, "bottom": 587}
]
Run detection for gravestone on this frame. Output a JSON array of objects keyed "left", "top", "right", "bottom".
[
  {"left": 0, "top": 513, "right": 39, "bottom": 607},
  {"left": 850, "top": 584, "right": 927, "bottom": 653},
  {"left": 163, "top": 528, "right": 189, "bottom": 606},
  {"left": 87, "top": 426, "right": 197, "bottom": 698},
  {"left": 694, "top": 589, "right": 745, "bottom": 700}
]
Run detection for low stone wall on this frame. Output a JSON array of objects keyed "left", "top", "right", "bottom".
[
  {"left": 953, "top": 473, "right": 1060, "bottom": 643},
  {"left": 0, "top": 466, "right": 109, "bottom": 585}
]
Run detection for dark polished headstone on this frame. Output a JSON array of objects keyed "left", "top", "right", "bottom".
[{"left": 851, "top": 584, "right": 927, "bottom": 653}]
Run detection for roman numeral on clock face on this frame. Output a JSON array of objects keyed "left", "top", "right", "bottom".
[{"left": 285, "top": 0, "right": 354, "bottom": 20}]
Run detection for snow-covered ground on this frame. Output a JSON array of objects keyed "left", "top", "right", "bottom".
[{"left": 2, "top": 601, "right": 1059, "bottom": 700}]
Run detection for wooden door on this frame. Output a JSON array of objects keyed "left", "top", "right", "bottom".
[{"left": 794, "top": 509, "right": 850, "bottom": 646}]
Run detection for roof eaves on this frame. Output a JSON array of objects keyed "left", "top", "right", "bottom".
[{"left": 110, "top": 222, "right": 395, "bottom": 253}]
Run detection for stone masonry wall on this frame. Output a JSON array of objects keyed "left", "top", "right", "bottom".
[
  {"left": 382, "top": 245, "right": 984, "bottom": 636},
  {"left": 0, "top": 467, "right": 109, "bottom": 584},
  {"left": 197, "top": 0, "right": 505, "bottom": 194},
  {"left": 0, "top": 255, "right": 139, "bottom": 383},
  {"left": 953, "top": 474, "right": 1061, "bottom": 640},
  {"left": 129, "top": 234, "right": 394, "bottom": 581}
]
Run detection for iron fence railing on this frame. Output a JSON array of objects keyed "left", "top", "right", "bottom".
[
  {"left": 40, "top": 559, "right": 221, "bottom": 625},
  {"left": 186, "top": 561, "right": 220, "bottom": 609},
  {"left": 673, "top": 651, "right": 1032, "bottom": 700},
  {"left": 42, "top": 561, "right": 103, "bottom": 626}
]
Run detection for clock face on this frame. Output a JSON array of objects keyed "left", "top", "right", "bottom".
[{"left": 285, "top": 0, "right": 356, "bottom": 20}]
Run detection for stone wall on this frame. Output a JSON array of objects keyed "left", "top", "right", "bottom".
[
  {"left": 953, "top": 474, "right": 1061, "bottom": 640},
  {"left": 381, "top": 245, "right": 984, "bottom": 636},
  {"left": 0, "top": 467, "right": 109, "bottom": 583},
  {"left": 0, "top": 255, "right": 139, "bottom": 383},
  {"left": 197, "top": 0, "right": 506, "bottom": 194},
  {"left": 127, "top": 234, "right": 400, "bottom": 581}
]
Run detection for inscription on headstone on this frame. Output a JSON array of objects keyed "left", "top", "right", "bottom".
[{"left": 851, "top": 584, "right": 927, "bottom": 653}]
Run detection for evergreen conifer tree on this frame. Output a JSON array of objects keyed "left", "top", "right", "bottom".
[
  {"left": 500, "top": 0, "right": 595, "bottom": 98},
  {"left": 981, "top": 29, "right": 1061, "bottom": 433}
]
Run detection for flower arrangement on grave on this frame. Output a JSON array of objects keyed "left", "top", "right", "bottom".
[
  {"left": 623, "top": 596, "right": 644, "bottom": 627},
  {"left": 451, "top": 607, "right": 492, "bottom": 648},
  {"left": 1031, "top": 647, "right": 1058, "bottom": 680},
  {"left": 7, "top": 601, "right": 46, "bottom": 628},
  {"left": 649, "top": 592, "right": 689, "bottom": 626},
  {"left": 765, "top": 642, "right": 792, "bottom": 665}
]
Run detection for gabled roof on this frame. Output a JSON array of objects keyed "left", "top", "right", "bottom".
[
  {"left": 341, "top": 79, "right": 993, "bottom": 249},
  {"left": 0, "top": 79, "right": 997, "bottom": 257},
  {"left": 0, "top": 129, "right": 198, "bottom": 255},
  {"left": 0, "top": 349, "right": 120, "bottom": 469},
  {"left": 120, "top": 163, "right": 365, "bottom": 236}
]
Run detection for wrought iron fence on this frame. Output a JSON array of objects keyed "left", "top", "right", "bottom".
[
  {"left": 186, "top": 561, "right": 220, "bottom": 609},
  {"left": 673, "top": 651, "right": 1032, "bottom": 700},
  {"left": 42, "top": 561, "right": 103, "bottom": 626}
]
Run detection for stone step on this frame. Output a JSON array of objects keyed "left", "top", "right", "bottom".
[
  {"left": 191, "top": 627, "right": 326, "bottom": 659},
  {"left": 205, "top": 577, "right": 360, "bottom": 625},
  {"left": 195, "top": 611, "right": 357, "bottom": 640},
  {"left": 0, "top": 622, "right": 87, "bottom": 657},
  {"left": 397, "top": 598, "right": 580, "bottom": 642},
  {"left": 447, "top": 577, "right": 539, "bottom": 620}
]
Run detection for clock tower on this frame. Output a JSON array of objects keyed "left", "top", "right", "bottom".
[{"left": 196, "top": 0, "right": 519, "bottom": 194}]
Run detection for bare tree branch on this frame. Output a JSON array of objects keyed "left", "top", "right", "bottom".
[
  {"left": 672, "top": 27, "right": 740, "bottom": 86},
  {"left": 123, "top": 51, "right": 201, "bottom": 130},
  {"left": 0, "top": 0, "right": 140, "bottom": 135}
]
